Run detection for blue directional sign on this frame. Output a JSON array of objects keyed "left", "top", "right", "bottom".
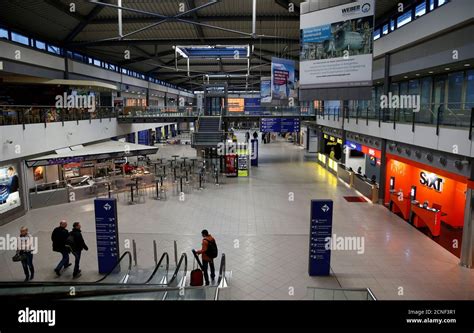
[
  {"left": 94, "top": 198, "right": 120, "bottom": 274},
  {"left": 138, "top": 130, "right": 150, "bottom": 145},
  {"left": 260, "top": 118, "right": 300, "bottom": 133},
  {"left": 281, "top": 118, "right": 300, "bottom": 133},
  {"left": 309, "top": 200, "right": 333, "bottom": 276}
]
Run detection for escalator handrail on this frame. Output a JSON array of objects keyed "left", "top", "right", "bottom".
[
  {"left": 144, "top": 252, "right": 169, "bottom": 284},
  {"left": 167, "top": 252, "right": 187, "bottom": 286},
  {"left": 217, "top": 253, "right": 226, "bottom": 285},
  {"left": 95, "top": 251, "right": 133, "bottom": 283}
]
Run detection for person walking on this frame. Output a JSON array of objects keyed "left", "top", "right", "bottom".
[
  {"left": 17, "top": 226, "right": 34, "bottom": 282},
  {"left": 245, "top": 131, "right": 250, "bottom": 142},
  {"left": 51, "top": 220, "right": 71, "bottom": 276},
  {"left": 195, "top": 230, "right": 218, "bottom": 286},
  {"left": 252, "top": 131, "right": 258, "bottom": 140},
  {"left": 68, "top": 222, "right": 88, "bottom": 279}
]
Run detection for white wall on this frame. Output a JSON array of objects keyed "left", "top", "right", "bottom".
[
  {"left": 0, "top": 40, "right": 65, "bottom": 71},
  {"left": 1, "top": 119, "right": 175, "bottom": 162},
  {"left": 343, "top": 119, "right": 473, "bottom": 157},
  {"left": 68, "top": 60, "right": 121, "bottom": 83}
]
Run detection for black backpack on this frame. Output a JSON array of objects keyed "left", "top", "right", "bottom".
[{"left": 205, "top": 239, "right": 218, "bottom": 259}]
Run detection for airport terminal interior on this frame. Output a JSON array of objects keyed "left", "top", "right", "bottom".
[{"left": 1, "top": 0, "right": 474, "bottom": 311}]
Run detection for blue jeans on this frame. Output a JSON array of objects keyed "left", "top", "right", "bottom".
[
  {"left": 20, "top": 252, "right": 34, "bottom": 280},
  {"left": 72, "top": 251, "right": 82, "bottom": 276},
  {"left": 55, "top": 250, "right": 70, "bottom": 271}
]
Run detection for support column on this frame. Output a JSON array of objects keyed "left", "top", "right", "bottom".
[
  {"left": 460, "top": 161, "right": 474, "bottom": 268},
  {"left": 378, "top": 139, "right": 388, "bottom": 203}
]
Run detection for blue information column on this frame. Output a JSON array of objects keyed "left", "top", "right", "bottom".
[
  {"left": 309, "top": 199, "right": 333, "bottom": 276},
  {"left": 250, "top": 139, "right": 258, "bottom": 166},
  {"left": 94, "top": 198, "right": 120, "bottom": 274}
]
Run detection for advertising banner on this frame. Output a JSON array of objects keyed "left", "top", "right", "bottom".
[
  {"left": 228, "top": 98, "right": 245, "bottom": 112},
  {"left": 271, "top": 58, "right": 296, "bottom": 100},
  {"left": 260, "top": 77, "right": 272, "bottom": 103},
  {"left": 300, "top": 0, "right": 374, "bottom": 87}
]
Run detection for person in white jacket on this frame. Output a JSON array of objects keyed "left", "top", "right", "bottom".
[{"left": 18, "top": 226, "right": 34, "bottom": 282}]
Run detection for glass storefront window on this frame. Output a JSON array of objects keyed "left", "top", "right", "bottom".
[
  {"left": 447, "top": 71, "right": 463, "bottom": 110},
  {"left": 465, "top": 70, "right": 474, "bottom": 110}
]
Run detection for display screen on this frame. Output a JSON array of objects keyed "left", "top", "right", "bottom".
[
  {"left": 0, "top": 164, "right": 21, "bottom": 215},
  {"left": 349, "top": 149, "right": 365, "bottom": 158}
]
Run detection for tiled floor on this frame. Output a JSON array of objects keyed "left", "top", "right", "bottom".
[{"left": 1, "top": 133, "right": 473, "bottom": 300}]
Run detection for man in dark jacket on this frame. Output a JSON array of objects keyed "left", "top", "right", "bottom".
[
  {"left": 69, "top": 222, "right": 88, "bottom": 278},
  {"left": 51, "top": 220, "right": 71, "bottom": 276}
]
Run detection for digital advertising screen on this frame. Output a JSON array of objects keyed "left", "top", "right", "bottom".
[
  {"left": 300, "top": 0, "right": 374, "bottom": 87},
  {"left": 0, "top": 164, "right": 21, "bottom": 215}
]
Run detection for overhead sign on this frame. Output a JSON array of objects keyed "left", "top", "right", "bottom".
[
  {"left": 309, "top": 199, "right": 333, "bottom": 276},
  {"left": 419, "top": 172, "right": 444, "bottom": 192},
  {"left": 260, "top": 118, "right": 300, "bottom": 133},
  {"left": 94, "top": 198, "right": 120, "bottom": 274},
  {"left": 300, "top": 0, "right": 374, "bottom": 87},
  {"left": 345, "top": 140, "right": 381, "bottom": 159},
  {"left": 271, "top": 57, "right": 296, "bottom": 100}
]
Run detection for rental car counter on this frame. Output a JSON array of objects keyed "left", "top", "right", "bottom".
[
  {"left": 385, "top": 154, "right": 466, "bottom": 239},
  {"left": 336, "top": 164, "right": 379, "bottom": 203}
]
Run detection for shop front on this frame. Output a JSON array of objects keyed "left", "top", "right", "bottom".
[
  {"left": 26, "top": 141, "right": 158, "bottom": 209},
  {"left": 317, "top": 133, "right": 343, "bottom": 175},
  {"left": 385, "top": 154, "right": 467, "bottom": 257}
]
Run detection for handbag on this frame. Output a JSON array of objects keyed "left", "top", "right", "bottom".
[{"left": 12, "top": 252, "right": 27, "bottom": 262}]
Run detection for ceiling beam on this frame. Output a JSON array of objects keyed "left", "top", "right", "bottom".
[
  {"left": 186, "top": 0, "right": 206, "bottom": 43},
  {"left": 67, "top": 37, "right": 299, "bottom": 47},
  {"left": 89, "top": 15, "right": 300, "bottom": 24},
  {"left": 44, "top": 0, "right": 85, "bottom": 22},
  {"left": 65, "top": 1, "right": 108, "bottom": 42}
]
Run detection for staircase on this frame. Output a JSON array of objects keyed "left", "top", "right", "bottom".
[{"left": 192, "top": 116, "right": 223, "bottom": 148}]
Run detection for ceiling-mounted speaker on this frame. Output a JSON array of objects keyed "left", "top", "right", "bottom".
[{"left": 454, "top": 160, "right": 464, "bottom": 170}]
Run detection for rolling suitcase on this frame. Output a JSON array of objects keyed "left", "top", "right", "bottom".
[{"left": 190, "top": 249, "right": 204, "bottom": 286}]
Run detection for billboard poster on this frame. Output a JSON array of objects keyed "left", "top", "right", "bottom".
[
  {"left": 0, "top": 164, "right": 21, "bottom": 215},
  {"left": 271, "top": 58, "right": 296, "bottom": 100},
  {"left": 260, "top": 77, "right": 272, "bottom": 103},
  {"left": 300, "top": 0, "right": 374, "bottom": 87}
]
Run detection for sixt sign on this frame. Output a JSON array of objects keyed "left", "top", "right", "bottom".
[{"left": 419, "top": 172, "right": 444, "bottom": 192}]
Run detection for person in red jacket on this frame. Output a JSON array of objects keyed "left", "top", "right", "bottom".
[{"left": 195, "top": 230, "right": 217, "bottom": 286}]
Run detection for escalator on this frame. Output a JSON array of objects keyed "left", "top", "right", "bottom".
[{"left": 0, "top": 249, "right": 228, "bottom": 301}]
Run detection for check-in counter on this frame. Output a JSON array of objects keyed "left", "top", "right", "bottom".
[
  {"left": 337, "top": 166, "right": 353, "bottom": 187},
  {"left": 389, "top": 190, "right": 411, "bottom": 220},
  {"left": 411, "top": 202, "right": 442, "bottom": 237},
  {"left": 353, "top": 175, "right": 379, "bottom": 203}
]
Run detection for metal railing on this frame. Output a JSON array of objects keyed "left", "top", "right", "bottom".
[
  {"left": 307, "top": 287, "right": 377, "bottom": 300},
  {"left": 0, "top": 105, "right": 116, "bottom": 127},
  {"left": 119, "top": 106, "right": 316, "bottom": 118},
  {"left": 317, "top": 103, "right": 474, "bottom": 138}
]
